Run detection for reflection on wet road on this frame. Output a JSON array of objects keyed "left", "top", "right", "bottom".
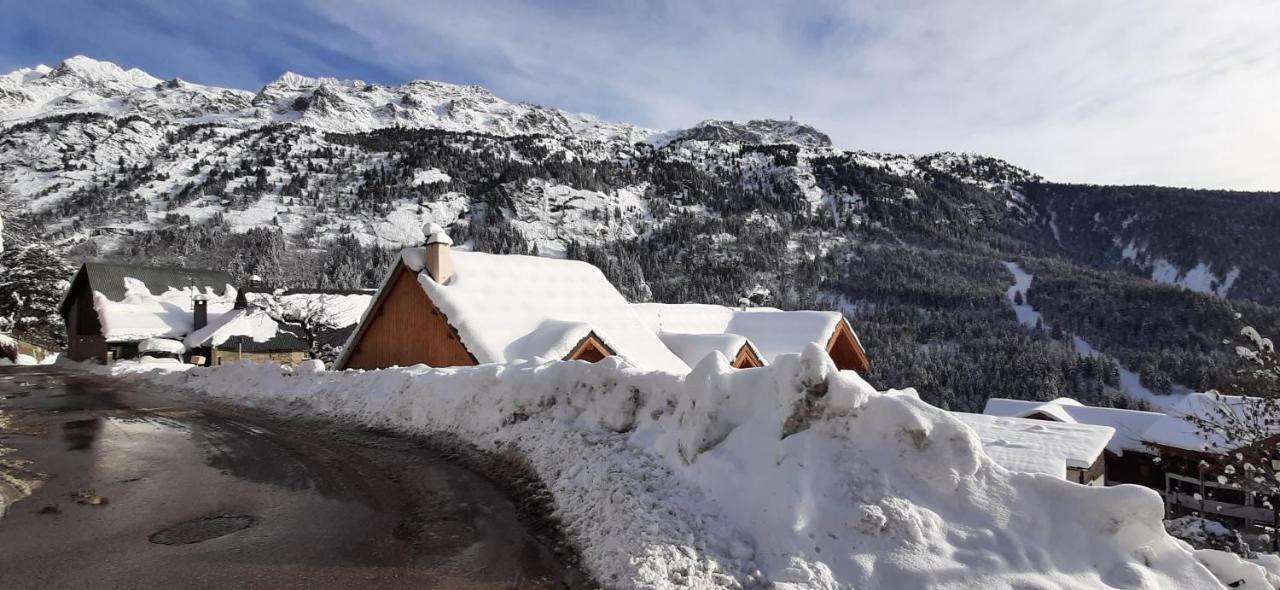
[{"left": 0, "top": 366, "right": 584, "bottom": 589}]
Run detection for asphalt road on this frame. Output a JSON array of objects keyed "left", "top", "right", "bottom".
[{"left": 0, "top": 366, "right": 585, "bottom": 589}]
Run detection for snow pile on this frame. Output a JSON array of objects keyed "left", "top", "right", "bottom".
[
  {"left": 406, "top": 248, "right": 689, "bottom": 373},
  {"left": 104, "top": 346, "right": 1233, "bottom": 589},
  {"left": 138, "top": 337, "right": 185, "bottom": 354},
  {"left": 93, "top": 278, "right": 236, "bottom": 342},
  {"left": 951, "top": 413, "right": 1113, "bottom": 478}
]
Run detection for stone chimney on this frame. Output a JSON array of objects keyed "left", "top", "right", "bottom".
[
  {"left": 424, "top": 223, "right": 455, "bottom": 284},
  {"left": 193, "top": 294, "right": 209, "bottom": 330}
]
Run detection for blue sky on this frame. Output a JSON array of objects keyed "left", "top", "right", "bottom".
[{"left": 4, "top": 0, "right": 1279, "bottom": 190}]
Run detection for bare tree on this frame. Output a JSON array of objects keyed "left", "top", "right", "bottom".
[
  {"left": 1182, "top": 316, "right": 1280, "bottom": 550},
  {"left": 258, "top": 293, "right": 346, "bottom": 362}
]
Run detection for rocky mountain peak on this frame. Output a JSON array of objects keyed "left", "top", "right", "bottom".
[{"left": 673, "top": 119, "right": 833, "bottom": 148}]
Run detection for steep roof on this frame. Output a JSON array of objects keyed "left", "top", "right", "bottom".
[
  {"left": 632, "top": 302, "right": 861, "bottom": 365},
  {"left": 61, "top": 262, "right": 232, "bottom": 316},
  {"left": 406, "top": 249, "right": 689, "bottom": 373},
  {"left": 953, "top": 413, "right": 1114, "bottom": 477},
  {"left": 983, "top": 398, "right": 1166, "bottom": 455},
  {"left": 91, "top": 278, "right": 238, "bottom": 343}
]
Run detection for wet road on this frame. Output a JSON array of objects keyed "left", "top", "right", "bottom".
[{"left": 0, "top": 366, "right": 584, "bottom": 589}]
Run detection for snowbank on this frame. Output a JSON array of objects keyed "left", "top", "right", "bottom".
[{"left": 104, "top": 347, "right": 1234, "bottom": 589}]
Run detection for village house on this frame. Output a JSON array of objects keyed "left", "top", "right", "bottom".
[
  {"left": 56, "top": 262, "right": 355, "bottom": 366},
  {"left": 983, "top": 397, "right": 1166, "bottom": 488},
  {"left": 58, "top": 262, "right": 236, "bottom": 363},
  {"left": 631, "top": 302, "right": 869, "bottom": 372},
  {"left": 336, "top": 225, "right": 689, "bottom": 372},
  {"left": 953, "top": 412, "right": 1115, "bottom": 485}
]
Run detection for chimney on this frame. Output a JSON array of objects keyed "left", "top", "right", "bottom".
[
  {"left": 424, "top": 223, "right": 455, "bottom": 284},
  {"left": 193, "top": 294, "right": 209, "bottom": 330}
]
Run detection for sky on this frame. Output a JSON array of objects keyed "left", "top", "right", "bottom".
[{"left": 3, "top": 0, "right": 1279, "bottom": 190}]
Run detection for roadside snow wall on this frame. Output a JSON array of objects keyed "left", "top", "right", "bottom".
[{"left": 106, "top": 345, "right": 1238, "bottom": 589}]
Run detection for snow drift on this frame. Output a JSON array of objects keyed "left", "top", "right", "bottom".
[{"left": 105, "top": 346, "right": 1231, "bottom": 589}]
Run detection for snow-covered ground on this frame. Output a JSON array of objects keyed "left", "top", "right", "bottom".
[
  {"left": 1001, "top": 262, "right": 1188, "bottom": 411},
  {"left": 99, "top": 348, "right": 1253, "bottom": 589},
  {"left": 1001, "top": 261, "right": 1042, "bottom": 328}
]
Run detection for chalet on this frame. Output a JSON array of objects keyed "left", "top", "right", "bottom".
[
  {"left": 953, "top": 412, "right": 1115, "bottom": 485},
  {"left": 983, "top": 398, "right": 1166, "bottom": 488},
  {"left": 631, "top": 302, "right": 869, "bottom": 372},
  {"left": 336, "top": 225, "right": 689, "bottom": 373},
  {"left": 59, "top": 262, "right": 234, "bottom": 363},
  {"left": 1140, "top": 393, "right": 1280, "bottom": 530}
]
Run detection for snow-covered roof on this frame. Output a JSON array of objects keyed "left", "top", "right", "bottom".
[
  {"left": 659, "top": 332, "right": 762, "bottom": 367},
  {"left": 983, "top": 398, "right": 1166, "bottom": 454},
  {"left": 407, "top": 249, "right": 689, "bottom": 373},
  {"left": 184, "top": 308, "right": 282, "bottom": 349},
  {"left": 61, "top": 261, "right": 233, "bottom": 317},
  {"left": 93, "top": 278, "right": 237, "bottom": 342},
  {"left": 138, "top": 338, "right": 185, "bottom": 354},
  {"left": 631, "top": 302, "right": 855, "bottom": 364},
  {"left": 953, "top": 413, "right": 1114, "bottom": 477},
  {"left": 1140, "top": 393, "right": 1279, "bottom": 453},
  {"left": 728, "top": 310, "right": 848, "bottom": 365}
]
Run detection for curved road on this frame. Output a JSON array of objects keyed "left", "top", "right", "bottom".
[{"left": 0, "top": 366, "right": 584, "bottom": 589}]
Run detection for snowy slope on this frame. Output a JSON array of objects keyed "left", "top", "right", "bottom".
[{"left": 102, "top": 348, "right": 1244, "bottom": 589}]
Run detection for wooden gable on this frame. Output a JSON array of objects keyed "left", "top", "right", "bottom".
[
  {"left": 731, "top": 343, "right": 764, "bottom": 369},
  {"left": 339, "top": 261, "right": 477, "bottom": 370},
  {"left": 565, "top": 332, "right": 614, "bottom": 363},
  {"left": 826, "top": 320, "right": 869, "bottom": 373}
]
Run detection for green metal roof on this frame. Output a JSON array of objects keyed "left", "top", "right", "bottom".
[{"left": 81, "top": 262, "right": 233, "bottom": 301}]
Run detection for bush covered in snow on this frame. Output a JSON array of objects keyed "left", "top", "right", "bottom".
[
  {"left": 105, "top": 347, "right": 1250, "bottom": 589},
  {"left": 1166, "top": 515, "right": 1254, "bottom": 557}
]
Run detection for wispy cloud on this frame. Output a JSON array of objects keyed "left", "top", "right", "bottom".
[{"left": 4, "top": 0, "right": 1278, "bottom": 190}]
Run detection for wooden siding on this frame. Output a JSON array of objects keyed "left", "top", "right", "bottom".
[
  {"left": 732, "top": 344, "right": 764, "bottom": 369},
  {"left": 341, "top": 263, "right": 477, "bottom": 370},
  {"left": 566, "top": 333, "right": 613, "bottom": 363},
  {"left": 826, "top": 320, "right": 869, "bottom": 372}
]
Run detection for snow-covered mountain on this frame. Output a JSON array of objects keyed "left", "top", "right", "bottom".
[
  {"left": 4, "top": 56, "right": 1280, "bottom": 414},
  {"left": 0, "top": 55, "right": 653, "bottom": 142},
  {"left": 0, "top": 56, "right": 1043, "bottom": 250}
]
